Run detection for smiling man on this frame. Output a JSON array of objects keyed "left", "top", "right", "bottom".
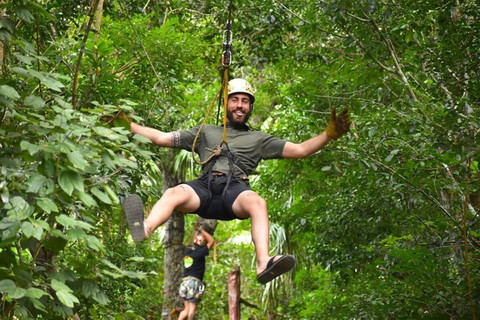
[{"left": 122, "top": 78, "right": 351, "bottom": 283}]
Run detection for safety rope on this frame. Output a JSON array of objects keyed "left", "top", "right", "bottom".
[{"left": 191, "top": 2, "right": 233, "bottom": 166}]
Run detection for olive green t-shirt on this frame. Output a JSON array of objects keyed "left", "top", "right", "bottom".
[{"left": 177, "top": 124, "right": 286, "bottom": 177}]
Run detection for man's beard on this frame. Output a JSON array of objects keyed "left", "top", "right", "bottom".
[{"left": 227, "top": 108, "right": 252, "bottom": 129}]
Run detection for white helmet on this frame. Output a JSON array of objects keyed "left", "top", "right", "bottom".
[{"left": 228, "top": 78, "right": 255, "bottom": 103}]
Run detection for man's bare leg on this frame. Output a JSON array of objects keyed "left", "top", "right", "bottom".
[
  {"left": 232, "top": 190, "right": 280, "bottom": 275},
  {"left": 187, "top": 302, "right": 197, "bottom": 320},
  {"left": 144, "top": 184, "right": 200, "bottom": 237},
  {"left": 179, "top": 300, "right": 196, "bottom": 320}
]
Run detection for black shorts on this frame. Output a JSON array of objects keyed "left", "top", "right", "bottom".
[{"left": 183, "top": 175, "right": 251, "bottom": 221}]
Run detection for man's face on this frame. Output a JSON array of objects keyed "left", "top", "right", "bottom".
[{"left": 227, "top": 93, "right": 252, "bottom": 127}]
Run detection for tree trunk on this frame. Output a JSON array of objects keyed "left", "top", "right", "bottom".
[
  {"left": 160, "top": 157, "right": 185, "bottom": 319},
  {"left": 0, "top": 6, "right": 7, "bottom": 75},
  {"left": 228, "top": 266, "right": 241, "bottom": 320},
  {"left": 162, "top": 210, "right": 185, "bottom": 318},
  {"left": 93, "top": 0, "right": 104, "bottom": 41}
]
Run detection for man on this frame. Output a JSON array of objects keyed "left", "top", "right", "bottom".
[
  {"left": 178, "top": 226, "right": 214, "bottom": 320},
  {"left": 122, "top": 78, "right": 350, "bottom": 283}
]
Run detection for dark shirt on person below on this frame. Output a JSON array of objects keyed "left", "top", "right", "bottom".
[{"left": 183, "top": 245, "right": 209, "bottom": 281}]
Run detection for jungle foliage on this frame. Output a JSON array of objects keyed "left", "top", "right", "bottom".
[{"left": 0, "top": 0, "right": 479, "bottom": 319}]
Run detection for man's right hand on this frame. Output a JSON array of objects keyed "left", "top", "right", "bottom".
[{"left": 104, "top": 110, "right": 131, "bottom": 131}]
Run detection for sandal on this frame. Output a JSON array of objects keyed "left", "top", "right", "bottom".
[
  {"left": 257, "top": 254, "right": 295, "bottom": 284},
  {"left": 122, "top": 194, "right": 146, "bottom": 242}
]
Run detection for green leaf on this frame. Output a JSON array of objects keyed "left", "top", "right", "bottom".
[
  {"left": 0, "top": 85, "right": 20, "bottom": 100},
  {"left": 0, "top": 96, "right": 14, "bottom": 108},
  {"left": 21, "top": 221, "right": 43, "bottom": 240},
  {"left": 9, "top": 286, "right": 27, "bottom": 299},
  {"left": 80, "top": 281, "right": 109, "bottom": 304},
  {"left": 102, "top": 270, "right": 123, "bottom": 279},
  {"left": 85, "top": 235, "right": 104, "bottom": 251},
  {"left": 117, "top": 157, "right": 138, "bottom": 169},
  {"left": 90, "top": 187, "right": 112, "bottom": 204},
  {"left": 7, "top": 196, "right": 32, "bottom": 220},
  {"left": 0, "top": 29, "right": 12, "bottom": 42},
  {"left": 132, "top": 134, "right": 152, "bottom": 144},
  {"left": 93, "top": 126, "right": 128, "bottom": 141},
  {"left": 15, "top": 7, "right": 35, "bottom": 23},
  {"left": 37, "top": 197, "right": 59, "bottom": 213},
  {"left": 119, "top": 98, "right": 138, "bottom": 106},
  {"left": 58, "top": 170, "right": 84, "bottom": 195},
  {"left": 56, "top": 290, "right": 79, "bottom": 308},
  {"left": 26, "top": 174, "right": 47, "bottom": 193},
  {"left": 469, "top": 230, "right": 480, "bottom": 237},
  {"left": 81, "top": 280, "right": 98, "bottom": 298},
  {"left": 0, "top": 279, "right": 26, "bottom": 299},
  {"left": 50, "top": 229, "right": 68, "bottom": 240},
  {"left": 127, "top": 256, "right": 145, "bottom": 262},
  {"left": 20, "top": 140, "right": 40, "bottom": 155},
  {"left": 24, "top": 95, "right": 46, "bottom": 109},
  {"left": 101, "top": 153, "right": 116, "bottom": 169},
  {"left": 92, "top": 291, "right": 109, "bottom": 304},
  {"left": 74, "top": 190, "right": 98, "bottom": 208},
  {"left": 13, "top": 53, "right": 35, "bottom": 65},
  {"left": 67, "top": 151, "right": 89, "bottom": 170},
  {"left": 0, "top": 279, "right": 15, "bottom": 293},
  {"left": 405, "top": 29, "right": 413, "bottom": 43},
  {"left": 67, "top": 228, "right": 87, "bottom": 241},
  {"left": 51, "top": 279, "right": 71, "bottom": 293},
  {"left": 103, "top": 185, "right": 120, "bottom": 204},
  {"left": 30, "top": 298, "right": 47, "bottom": 313},
  {"left": 31, "top": 219, "right": 50, "bottom": 231},
  {"left": 25, "top": 287, "right": 50, "bottom": 299},
  {"left": 56, "top": 214, "right": 93, "bottom": 231},
  {"left": 11, "top": 66, "right": 31, "bottom": 78},
  {"left": 27, "top": 69, "right": 64, "bottom": 92},
  {"left": 121, "top": 270, "right": 147, "bottom": 279},
  {"left": 0, "top": 16, "right": 15, "bottom": 33},
  {"left": 101, "top": 259, "right": 121, "bottom": 271},
  {"left": 385, "top": 149, "right": 400, "bottom": 163},
  {"left": 0, "top": 219, "right": 21, "bottom": 240}
]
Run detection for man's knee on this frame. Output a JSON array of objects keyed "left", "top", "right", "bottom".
[
  {"left": 240, "top": 191, "right": 267, "bottom": 209},
  {"left": 164, "top": 185, "right": 191, "bottom": 198}
]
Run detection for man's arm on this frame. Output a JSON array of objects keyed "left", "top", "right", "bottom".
[
  {"left": 282, "top": 131, "right": 333, "bottom": 159},
  {"left": 282, "top": 108, "right": 350, "bottom": 159},
  {"left": 198, "top": 226, "right": 215, "bottom": 250},
  {"left": 130, "top": 122, "right": 180, "bottom": 148}
]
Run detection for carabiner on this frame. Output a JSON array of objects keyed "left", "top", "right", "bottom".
[{"left": 222, "top": 50, "right": 232, "bottom": 67}]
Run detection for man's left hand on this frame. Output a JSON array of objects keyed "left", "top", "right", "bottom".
[{"left": 325, "top": 107, "right": 351, "bottom": 140}]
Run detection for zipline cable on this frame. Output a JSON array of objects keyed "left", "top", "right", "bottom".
[{"left": 191, "top": 1, "right": 233, "bottom": 165}]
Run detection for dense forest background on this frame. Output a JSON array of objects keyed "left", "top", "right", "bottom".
[{"left": 1, "top": 0, "right": 479, "bottom": 319}]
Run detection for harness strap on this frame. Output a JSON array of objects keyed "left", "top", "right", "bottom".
[
  {"left": 223, "top": 150, "right": 235, "bottom": 196},
  {"left": 200, "top": 147, "right": 248, "bottom": 199},
  {"left": 201, "top": 147, "right": 248, "bottom": 179}
]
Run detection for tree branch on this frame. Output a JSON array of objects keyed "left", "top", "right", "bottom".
[
  {"left": 364, "top": 154, "right": 480, "bottom": 250},
  {"left": 72, "top": 0, "right": 101, "bottom": 109}
]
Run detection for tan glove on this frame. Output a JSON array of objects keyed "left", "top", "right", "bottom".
[
  {"left": 325, "top": 107, "right": 351, "bottom": 140},
  {"left": 104, "top": 110, "right": 131, "bottom": 131}
]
